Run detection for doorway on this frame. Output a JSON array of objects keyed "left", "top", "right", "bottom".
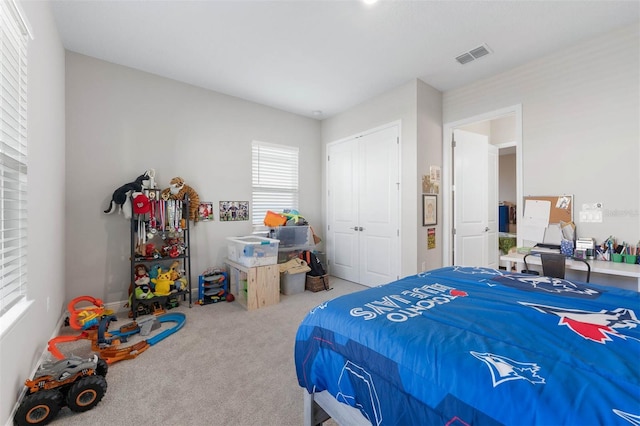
[{"left": 442, "top": 105, "right": 523, "bottom": 266}]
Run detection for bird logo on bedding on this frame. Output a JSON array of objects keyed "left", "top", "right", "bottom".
[
  {"left": 309, "top": 301, "right": 329, "bottom": 315},
  {"left": 613, "top": 409, "right": 640, "bottom": 425},
  {"left": 471, "top": 351, "right": 545, "bottom": 387},
  {"left": 520, "top": 303, "right": 640, "bottom": 344},
  {"left": 417, "top": 266, "right": 504, "bottom": 279},
  {"left": 492, "top": 274, "right": 601, "bottom": 299}
]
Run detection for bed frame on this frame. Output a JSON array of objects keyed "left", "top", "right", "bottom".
[{"left": 303, "top": 390, "right": 371, "bottom": 426}]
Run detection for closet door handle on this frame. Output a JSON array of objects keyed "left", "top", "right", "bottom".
[
  {"left": 351, "top": 227, "right": 359, "bottom": 231},
  {"left": 358, "top": 227, "right": 364, "bottom": 231}
]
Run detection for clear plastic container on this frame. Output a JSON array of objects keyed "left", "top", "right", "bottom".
[{"left": 226, "top": 236, "right": 279, "bottom": 267}]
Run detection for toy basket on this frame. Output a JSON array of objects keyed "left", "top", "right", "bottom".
[{"left": 305, "top": 274, "right": 329, "bottom": 292}]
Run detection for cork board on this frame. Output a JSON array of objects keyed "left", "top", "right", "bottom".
[{"left": 524, "top": 195, "right": 573, "bottom": 224}]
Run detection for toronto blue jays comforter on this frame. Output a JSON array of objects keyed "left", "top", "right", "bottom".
[{"left": 295, "top": 266, "right": 640, "bottom": 425}]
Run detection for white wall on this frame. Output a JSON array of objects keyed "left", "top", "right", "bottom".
[
  {"left": 417, "top": 80, "right": 443, "bottom": 270},
  {"left": 321, "top": 79, "right": 443, "bottom": 278},
  {"left": 0, "top": 1, "right": 66, "bottom": 424},
  {"left": 444, "top": 23, "right": 639, "bottom": 245},
  {"left": 65, "top": 52, "right": 321, "bottom": 305}
]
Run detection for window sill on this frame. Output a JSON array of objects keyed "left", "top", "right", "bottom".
[{"left": 0, "top": 298, "right": 34, "bottom": 340}]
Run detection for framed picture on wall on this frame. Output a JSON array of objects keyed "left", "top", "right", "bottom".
[
  {"left": 219, "top": 201, "right": 249, "bottom": 221},
  {"left": 423, "top": 195, "right": 437, "bottom": 226},
  {"left": 198, "top": 202, "right": 214, "bottom": 221}
]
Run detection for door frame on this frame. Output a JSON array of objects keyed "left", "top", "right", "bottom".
[
  {"left": 442, "top": 104, "right": 523, "bottom": 266},
  {"left": 325, "top": 120, "right": 402, "bottom": 282}
]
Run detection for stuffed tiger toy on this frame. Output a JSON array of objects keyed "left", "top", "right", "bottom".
[{"left": 161, "top": 177, "right": 200, "bottom": 222}]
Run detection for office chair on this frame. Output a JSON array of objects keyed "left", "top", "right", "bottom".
[{"left": 523, "top": 252, "right": 591, "bottom": 283}]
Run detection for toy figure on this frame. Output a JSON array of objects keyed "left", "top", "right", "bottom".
[
  {"left": 104, "top": 170, "right": 155, "bottom": 219},
  {"left": 161, "top": 176, "right": 200, "bottom": 222},
  {"left": 151, "top": 269, "right": 174, "bottom": 296},
  {"left": 133, "top": 264, "right": 153, "bottom": 300}
]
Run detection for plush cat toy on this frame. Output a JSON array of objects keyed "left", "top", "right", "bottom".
[
  {"left": 104, "top": 170, "right": 154, "bottom": 219},
  {"left": 161, "top": 176, "right": 200, "bottom": 222}
]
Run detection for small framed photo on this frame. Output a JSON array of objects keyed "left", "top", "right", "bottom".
[
  {"left": 423, "top": 195, "right": 437, "bottom": 226},
  {"left": 198, "top": 202, "right": 214, "bottom": 221}
]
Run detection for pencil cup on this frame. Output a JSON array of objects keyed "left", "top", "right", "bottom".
[
  {"left": 612, "top": 253, "right": 623, "bottom": 263},
  {"left": 624, "top": 255, "right": 637, "bottom": 264}
]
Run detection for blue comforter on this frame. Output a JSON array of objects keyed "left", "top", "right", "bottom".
[{"left": 295, "top": 266, "right": 640, "bottom": 425}]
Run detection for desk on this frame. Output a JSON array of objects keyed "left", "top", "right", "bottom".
[{"left": 500, "top": 253, "right": 640, "bottom": 292}]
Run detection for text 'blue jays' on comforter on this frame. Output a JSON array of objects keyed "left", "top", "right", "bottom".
[{"left": 294, "top": 266, "right": 640, "bottom": 426}]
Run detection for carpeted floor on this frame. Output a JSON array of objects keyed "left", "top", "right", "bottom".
[{"left": 42, "top": 276, "right": 364, "bottom": 426}]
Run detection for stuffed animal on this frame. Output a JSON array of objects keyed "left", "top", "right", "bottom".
[
  {"left": 151, "top": 268, "right": 174, "bottom": 296},
  {"left": 168, "top": 261, "right": 188, "bottom": 291},
  {"left": 133, "top": 264, "right": 153, "bottom": 300},
  {"left": 104, "top": 170, "right": 155, "bottom": 219},
  {"left": 161, "top": 177, "right": 200, "bottom": 222}
]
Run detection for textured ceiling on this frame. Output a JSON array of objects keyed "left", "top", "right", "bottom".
[{"left": 51, "top": 0, "right": 640, "bottom": 119}]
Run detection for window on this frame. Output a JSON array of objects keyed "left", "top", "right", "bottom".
[
  {"left": 1, "top": 0, "right": 30, "bottom": 318},
  {"left": 251, "top": 141, "right": 299, "bottom": 228}
]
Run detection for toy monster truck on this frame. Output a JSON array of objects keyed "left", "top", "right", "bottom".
[{"left": 14, "top": 354, "right": 108, "bottom": 425}]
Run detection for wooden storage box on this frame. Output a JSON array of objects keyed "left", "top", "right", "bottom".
[{"left": 305, "top": 274, "right": 329, "bottom": 292}]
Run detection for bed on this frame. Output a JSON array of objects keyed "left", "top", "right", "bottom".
[{"left": 295, "top": 266, "right": 640, "bottom": 425}]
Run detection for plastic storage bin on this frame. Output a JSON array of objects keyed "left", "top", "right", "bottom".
[
  {"left": 227, "top": 236, "right": 279, "bottom": 267},
  {"left": 280, "top": 271, "right": 306, "bottom": 295},
  {"left": 273, "top": 226, "right": 312, "bottom": 248}
]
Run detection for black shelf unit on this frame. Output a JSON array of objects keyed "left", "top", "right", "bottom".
[{"left": 129, "top": 196, "right": 192, "bottom": 318}]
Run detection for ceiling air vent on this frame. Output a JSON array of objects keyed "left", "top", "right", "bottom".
[{"left": 455, "top": 44, "right": 492, "bottom": 65}]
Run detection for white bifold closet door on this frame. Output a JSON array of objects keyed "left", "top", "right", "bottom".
[{"left": 327, "top": 124, "right": 400, "bottom": 287}]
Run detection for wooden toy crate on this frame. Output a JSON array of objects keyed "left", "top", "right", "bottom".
[{"left": 305, "top": 274, "right": 329, "bottom": 292}]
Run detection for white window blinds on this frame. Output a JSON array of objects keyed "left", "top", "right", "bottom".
[
  {"left": 1, "top": 0, "right": 29, "bottom": 316},
  {"left": 251, "top": 141, "right": 299, "bottom": 227}
]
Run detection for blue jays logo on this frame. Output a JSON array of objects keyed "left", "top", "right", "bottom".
[
  {"left": 309, "top": 301, "right": 329, "bottom": 315},
  {"left": 418, "top": 266, "right": 504, "bottom": 279},
  {"left": 452, "top": 266, "right": 504, "bottom": 276},
  {"left": 471, "top": 351, "right": 545, "bottom": 387},
  {"left": 491, "top": 274, "right": 601, "bottom": 299},
  {"left": 613, "top": 409, "right": 640, "bottom": 425},
  {"left": 521, "top": 302, "right": 640, "bottom": 344}
]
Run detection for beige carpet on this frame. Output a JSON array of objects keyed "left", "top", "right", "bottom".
[{"left": 44, "top": 276, "right": 364, "bottom": 426}]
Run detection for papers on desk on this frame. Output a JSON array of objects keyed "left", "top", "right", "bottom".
[
  {"left": 520, "top": 199, "right": 551, "bottom": 244},
  {"left": 531, "top": 246, "right": 561, "bottom": 254}
]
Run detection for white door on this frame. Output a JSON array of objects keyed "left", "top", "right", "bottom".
[
  {"left": 359, "top": 127, "right": 400, "bottom": 285},
  {"left": 453, "top": 129, "right": 498, "bottom": 267},
  {"left": 327, "top": 139, "right": 359, "bottom": 283},
  {"left": 328, "top": 125, "right": 400, "bottom": 287},
  {"left": 487, "top": 144, "right": 498, "bottom": 268}
]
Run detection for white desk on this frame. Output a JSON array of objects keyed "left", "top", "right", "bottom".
[{"left": 500, "top": 253, "right": 640, "bottom": 292}]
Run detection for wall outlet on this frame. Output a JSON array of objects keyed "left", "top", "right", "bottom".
[
  {"left": 421, "top": 261, "right": 426, "bottom": 271},
  {"left": 46, "top": 296, "right": 50, "bottom": 312}
]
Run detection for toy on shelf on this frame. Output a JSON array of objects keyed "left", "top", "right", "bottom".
[
  {"left": 48, "top": 295, "right": 186, "bottom": 365},
  {"left": 13, "top": 354, "right": 107, "bottom": 426},
  {"left": 103, "top": 169, "right": 156, "bottom": 219},
  {"left": 198, "top": 267, "right": 229, "bottom": 305},
  {"left": 160, "top": 176, "right": 200, "bottom": 222}
]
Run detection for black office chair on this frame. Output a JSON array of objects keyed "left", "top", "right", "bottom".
[{"left": 523, "top": 252, "right": 591, "bottom": 283}]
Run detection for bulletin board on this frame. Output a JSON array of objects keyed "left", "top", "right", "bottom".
[{"left": 523, "top": 195, "right": 573, "bottom": 224}]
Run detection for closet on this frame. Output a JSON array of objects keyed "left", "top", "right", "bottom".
[{"left": 326, "top": 124, "right": 400, "bottom": 287}]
